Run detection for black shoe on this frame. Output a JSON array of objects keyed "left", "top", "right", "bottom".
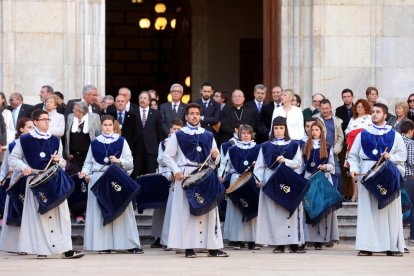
[
  {"left": 185, "top": 249, "right": 196, "bottom": 258},
  {"left": 404, "top": 248, "right": 410, "bottom": 254},
  {"left": 386, "top": 251, "right": 403, "bottom": 257},
  {"left": 248, "top": 242, "right": 260, "bottom": 250},
  {"left": 98, "top": 250, "right": 112, "bottom": 254},
  {"left": 62, "top": 250, "right": 85, "bottom": 259},
  {"left": 273, "top": 245, "right": 285, "bottom": 253},
  {"left": 289, "top": 244, "right": 306, "bottom": 253},
  {"left": 150, "top": 238, "right": 162, "bottom": 248},
  {"left": 314, "top": 242, "right": 322, "bottom": 250},
  {"left": 37, "top": 255, "right": 47, "bottom": 259},
  {"left": 127, "top": 248, "right": 144, "bottom": 254},
  {"left": 228, "top": 241, "right": 236, "bottom": 247},
  {"left": 357, "top": 250, "right": 373, "bottom": 256},
  {"left": 208, "top": 249, "right": 229, "bottom": 257}
]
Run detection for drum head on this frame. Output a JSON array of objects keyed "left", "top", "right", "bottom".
[
  {"left": 361, "top": 159, "right": 387, "bottom": 184},
  {"left": 226, "top": 172, "right": 252, "bottom": 194}
]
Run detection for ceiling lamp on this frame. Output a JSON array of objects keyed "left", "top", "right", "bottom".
[
  {"left": 170, "top": 18, "right": 176, "bottom": 29},
  {"left": 154, "top": 3, "right": 166, "bottom": 13},
  {"left": 154, "top": 17, "right": 167, "bottom": 30},
  {"left": 139, "top": 18, "right": 151, "bottom": 29},
  {"left": 132, "top": 0, "right": 144, "bottom": 3}
]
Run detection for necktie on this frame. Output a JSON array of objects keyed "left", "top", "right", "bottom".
[
  {"left": 173, "top": 104, "right": 177, "bottom": 114},
  {"left": 117, "top": 112, "right": 123, "bottom": 125},
  {"left": 142, "top": 109, "right": 147, "bottom": 127},
  {"left": 276, "top": 104, "right": 280, "bottom": 108},
  {"left": 204, "top": 102, "right": 208, "bottom": 109},
  {"left": 258, "top": 102, "right": 262, "bottom": 112}
]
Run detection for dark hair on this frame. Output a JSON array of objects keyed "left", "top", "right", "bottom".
[
  {"left": 373, "top": 103, "right": 388, "bottom": 115},
  {"left": 0, "top": 92, "right": 8, "bottom": 108},
  {"left": 269, "top": 116, "right": 290, "bottom": 141},
  {"left": 220, "top": 91, "right": 229, "bottom": 103},
  {"left": 139, "top": 90, "right": 151, "bottom": 100},
  {"left": 320, "top": 99, "right": 331, "bottom": 106},
  {"left": 400, "top": 120, "right": 414, "bottom": 134},
  {"left": 54, "top": 91, "right": 64, "bottom": 100},
  {"left": 293, "top": 93, "right": 302, "bottom": 107},
  {"left": 342, "top": 88, "right": 354, "bottom": 97},
  {"left": 201, "top": 82, "right": 214, "bottom": 90},
  {"left": 304, "top": 121, "right": 328, "bottom": 160},
  {"left": 170, "top": 118, "right": 184, "bottom": 127},
  {"left": 305, "top": 117, "right": 318, "bottom": 124},
  {"left": 237, "top": 124, "right": 255, "bottom": 140},
  {"left": 407, "top": 93, "right": 414, "bottom": 103},
  {"left": 42, "top": 85, "right": 54, "bottom": 94},
  {"left": 101, "top": 114, "right": 115, "bottom": 124},
  {"left": 16, "top": 117, "right": 33, "bottom": 139},
  {"left": 352, "top": 99, "right": 371, "bottom": 119},
  {"left": 150, "top": 99, "right": 159, "bottom": 110},
  {"left": 366, "top": 86, "right": 378, "bottom": 97},
  {"left": 185, "top": 103, "right": 201, "bottom": 115},
  {"left": 32, "top": 109, "right": 48, "bottom": 121}
]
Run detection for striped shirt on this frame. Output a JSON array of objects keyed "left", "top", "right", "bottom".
[{"left": 402, "top": 134, "right": 414, "bottom": 176}]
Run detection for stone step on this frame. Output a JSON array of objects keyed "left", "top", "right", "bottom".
[{"left": 337, "top": 215, "right": 357, "bottom": 224}]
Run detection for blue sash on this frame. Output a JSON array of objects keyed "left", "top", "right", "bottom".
[
  {"left": 221, "top": 140, "right": 235, "bottom": 156},
  {"left": 262, "top": 163, "right": 309, "bottom": 216},
  {"left": 184, "top": 170, "right": 225, "bottom": 216},
  {"left": 6, "top": 176, "right": 28, "bottom": 226},
  {"left": 227, "top": 176, "right": 260, "bottom": 222},
  {"left": 229, "top": 145, "right": 261, "bottom": 173},
  {"left": 361, "top": 130, "right": 395, "bottom": 161},
  {"left": 176, "top": 130, "right": 213, "bottom": 163},
  {"left": 91, "top": 138, "right": 124, "bottom": 165},
  {"left": 136, "top": 173, "right": 171, "bottom": 211},
  {"left": 30, "top": 166, "right": 75, "bottom": 214},
  {"left": 361, "top": 160, "right": 402, "bottom": 209},
  {"left": 261, "top": 141, "right": 299, "bottom": 169},
  {"left": 20, "top": 134, "right": 60, "bottom": 170},
  {"left": 303, "top": 171, "right": 342, "bottom": 225},
  {"left": 91, "top": 164, "right": 141, "bottom": 226},
  {"left": 67, "top": 174, "right": 89, "bottom": 212}
]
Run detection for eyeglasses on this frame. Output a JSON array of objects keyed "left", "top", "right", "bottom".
[
  {"left": 37, "top": 118, "right": 51, "bottom": 122},
  {"left": 408, "top": 100, "right": 414, "bottom": 103}
]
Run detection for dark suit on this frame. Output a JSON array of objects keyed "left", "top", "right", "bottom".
[
  {"left": 256, "top": 102, "right": 275, "bottom": 141},
  {"left": 245, "top": 100, "right": 267, "bottom": 143},
  {"left": 219, "top": 104, "right": 257, "bottom": 143},
  {"left": 107, "top": 102, "right": 140, "bottom": 121},
  {"left": 135, "top": 108, "right": 164, "bottom": 177},
  {"left": 160, "top": 102, "right": 186, "bottom": 136},
  {"left": 195, "top": 98, "right": 221, "bottom": 134},
  {"left": 65, "top": 99, "right": 100, "bottom": 118},
  {"left": 335, "top": 104, "right": 353, "bottom": 133},
  {"left": 8, "top": 104, "right": 34, "bottom": 122},
  {"left": 33, "top": 102, "right": 65, "bottom": 115}
]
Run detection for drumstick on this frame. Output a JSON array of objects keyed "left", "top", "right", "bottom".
[
  {"left": 44, "top": 150, "right": 58, "bottom": 171},
  {"left": 374, "top": 147, "right": 388, "bottom": 170},
  {"left": 221, "top": 159, "right": 230, "bottom": 178},
  {"left": 198, "top": 154, "right": 211, "bottom": 172},
  {"left": 269, "top": 151, "right": 286, "bottom": 169}
]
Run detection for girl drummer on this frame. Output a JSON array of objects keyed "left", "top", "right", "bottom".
[
  {"left": 0, "top": 118, "right": 33, "bottom": 254},
  {"left": 79, "top": 115, "right": 143, "bottom": 254},
  {"left": 302, "top": 120, "right": 339, "bottom": 250},
  {"left": 219, "top": 124, "right": 261, "bottom": 250},
  {"left": 254, "top": 116, "right": 305, "bottom": 253}
]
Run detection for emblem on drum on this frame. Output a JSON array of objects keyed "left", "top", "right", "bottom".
[
  {"left": 111, "top": 181, "right": 122, "bottom": 192},
  {"left": 279, "top": 184, "right": 291, "bottom": 194},
  {"left": 195, "top": 193, "right": 204, "bottom": 204},
  {"left": 19, "top": 194, "right": 25, "bottom": 205},
  {"left": 376, "top": 184, "right": 387, "bottom": 195},
  {"left": 81, "top": 183, "right": 87, "bottom": 193},
  {"left": 39, "top": 192, "right": 48, "bottom": 203},
  {"left": 240, "top": 198, "right": 249, "bottom": 208}
]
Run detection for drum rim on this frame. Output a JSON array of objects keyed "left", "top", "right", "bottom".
[{"left": 29, "top": 164, "right": 60, "bottom": 188}]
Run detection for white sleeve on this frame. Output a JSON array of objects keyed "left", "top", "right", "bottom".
[
  {"left": 284, "top": 146, "right": 303, "bottom": 170},
  {"left": 8, "top": 140, "right": 29, "bottom": 173},
  {"left": 348, "top": 133, "right": 362, "bottom": 173},
  {"left": 162, "top": 133, "right": 181, "bottom": 174},
  {"left": 253, "top": 149, "right": 265, "bottom": 182}
]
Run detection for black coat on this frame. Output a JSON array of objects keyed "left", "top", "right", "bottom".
[
  {"left": 219, "top": 104, "right": 257, "bottom": 142},
  {"left": 335, "top": 104, "right": 353, "bottom": 133},
  {"left": 8, "top": 104, "right": 34, "bottom": 122},
  {"left": 160, "top": 102, "right": 186, "bottom": 137},
  {"left": 195, "top": 98, "right": 221, "bottom": 133},
  {"left": 136, "top": 108, "right": 164, "bottom": 155},
  {"left": 245, "top": 100, "right": 267, "bottom": 143},
  {"left": 107, "top": 102, "right": 140, "bottom": 121},
  {"left": 257, "top": 102, "right": 275, "bottom": 139}
]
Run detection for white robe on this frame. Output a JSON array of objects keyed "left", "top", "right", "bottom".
[
  {"left": 82, "top": 134, "right": 141, "bottom": 251},
  {"left": 254, "top": 140, "right": 305, "bottom": 246},
  {"left": 163, "top": 127, "right": 223, "bottom": 250},
  {"left": 348, "top": 125, "right": 406, "bottom": 252},
  {"left": 303, "top": 142, "right": 339, "bottom": 243},
  {"left": 9, "top": 132, "right": 72, "bottom": 255}
]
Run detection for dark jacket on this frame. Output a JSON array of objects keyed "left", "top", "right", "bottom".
[
  {"left": 195, "top": 98, "right": 221, "bottom": 133},
  {"left": 219, "top": 104, "right": 257, "bottom": 143},
  {"left": 335, "top": 104, "right": 354, "bottom": 133}
]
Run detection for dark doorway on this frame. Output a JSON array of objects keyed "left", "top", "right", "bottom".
[
  {"left": 106, "top": 0, "right": 191, "bottom": 103},
  {"left": 240, "top": 38, "right": 263, "bottom": 101}
]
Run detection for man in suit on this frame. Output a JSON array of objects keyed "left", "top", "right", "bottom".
[
  {"left": 106, "top": 87, "right": 140, "bottom": 119},
  {"left": 34, "top": 85, "right": 65, "bottom": 115},
  {"left": 213, "top": 90, "right": 228, "bottom": 111},
  {"left": 194, "top": 82, "right": 221, "bottom": 135},
  {"left": 303, "top": 93, "right": 325, "bottom": 122},
  {"left": 160, "top": 83, "right": 186, "bottom": 137},
  {"left": 65, "top": 85, "right": 100, "bottom": 117},
  {"left": 135, "top": 91, "right": 164, "bottom": 176},
  {"left": 99, "top": 95, "right": 114, "bottom": 116},
  {"left": 8, "top": 92, "right": 34, "bottom": 126},
  {"left": 219, "top": 89, "right": 257, "bottom": 143},
  {"left": 245, "top": 84, "right": 267, "bottom": 143},
  {"left": 256, "top": 86, "right": 284, "bottom": 141}
]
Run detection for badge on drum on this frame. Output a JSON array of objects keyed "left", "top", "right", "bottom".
[
  {"left": 243, "top": 160, "right": 249, "bottom": 166},
  {"left": 196, "top": 146, "right": 202, "bottom": 152},
  {"left": 104, "top": 157, "right": 109, "bottom": 163},
  {"left": 372, "top": 149, "right": 378, "bottom": 155},
  {"left": 39, "top": 152, "right": 46, "bottom": 158}
]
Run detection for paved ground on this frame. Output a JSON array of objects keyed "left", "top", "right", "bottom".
[{"left": 1, "top": 244, "right": 414, "bottom": 275}]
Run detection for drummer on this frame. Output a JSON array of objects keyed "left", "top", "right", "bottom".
[
  {"left": 163, "top": 103, "right": 228, "bottom": 258},
  {"left": 254, "top": 116, "right": 305, "bottom": 253},
  {"left": 79, "top": 115, "right": 143, "bottom": 254},
  {"left": 0, "top": 118, "right": 33, "bottom": 254},
  {"left": 8, "top": 110, "right": 84, "bottom": 259},
  {"left": 219, "top": 124, "right": 261, "bottom": 250},
  {"left": 151, "top": 118, "right": 183, "bottom": 249},
  {"left": 302, "top": 120, "right": 339, "bottom": 250}
]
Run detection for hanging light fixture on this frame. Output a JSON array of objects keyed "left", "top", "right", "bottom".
[
  {"left": 154, "top": 17, "right": 168, "bottom": 30},
  {"left": 139, "top": 18, "right": 151, "bottom": 29},
  {"left": 154, "top": 3, "right": 166, "bottom": 13},
  {"left": 170, "top": 18, "right": 176, "bottom": 29}
]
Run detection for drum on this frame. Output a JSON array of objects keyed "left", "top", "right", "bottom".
[
  {"left": 360, "top": 159, "right": 402, "bottom": 209},
  {"left": 136, "top": 173, "right": 171, "bottom": 212},
  {"left": 90, "top": 164, "right": 141, "bottom": 226},
  {"left": 221, "top": 172, "right": 233, "bottom": 189},
  {"left": 5, "top": 176, "right": 28, "bottom": 226},
  {"left": 182, "top": 166, "right": 212, "bottom": 190},
  {"left": 67, "top": 174, "right": 89, "bottom": 212},
  {"left": 184, "top": 170, "right": 226, "bottom": 216},
  {"left": 29, "top": 165, "right": 75, "bottom": 214},
  {"left": 227, "top": 175, "right": 260, "bottom": 222},
  {"left": 262, "top": 163, "right": 310, "bottom": 217},
  {"left": 0, "top": 177, "right": 10, "bottom": 216},
  {"left": 303, "top": 171, "right": 342, "bottom": 226}
]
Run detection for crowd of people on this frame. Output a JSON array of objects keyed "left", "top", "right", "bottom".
[{"left": 0, "top": 82, "right": 413, "bottom": 259}]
